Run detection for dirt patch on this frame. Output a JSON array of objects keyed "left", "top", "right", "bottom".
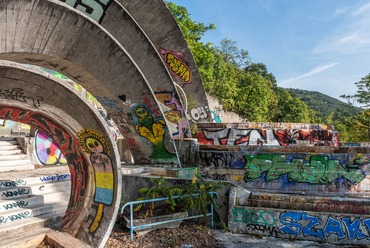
[{"left": 105, "top": 219, "right": 225, "bottom": 248}]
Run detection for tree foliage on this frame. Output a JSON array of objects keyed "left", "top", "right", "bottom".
[{"left": 166, "top": 2, "right": 318, "bottom": 123}]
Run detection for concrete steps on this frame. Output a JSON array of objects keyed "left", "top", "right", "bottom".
[
  {"left": 0, "top": 137, "right": 71, "bottom": 247},
  {"left": 0, "top": 137, "right": 35, "bottom": 172}
]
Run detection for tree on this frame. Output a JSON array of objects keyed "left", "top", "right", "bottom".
[
  {"left": 272, "top": 87, "right": 318, "bottom": 123},
  {"left": 165, "top": 1, "right": 319, "bottom": 124},
  {"left": 245, "top": 62, "right": 277, "bottom": 88},
  {"left": 166, "top": 2, "right": 215, "bottom": 43},
  {"left": 338, "top": 73, "right": 370, "bottom": 142}
]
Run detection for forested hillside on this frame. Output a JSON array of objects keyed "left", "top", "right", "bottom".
[
  {"left": 166, "top": 1, "right": 370, "bottom": 142},
  {"left": 287, "top": 89, "right": 363, "bottom": 118}
]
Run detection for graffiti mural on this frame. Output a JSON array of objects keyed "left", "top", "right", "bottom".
[
  {"left": 159, "top": 49, "right": 192, "bottom": 84},
  {"left": 58, "top": 0, "right": 113, "bottom": 24},
  {"left": 197, "top": 128, "right": 338, "bottom": 146},
  {"left": 0, "top": 105, "right": 89, "bottom": 231},
  {"left": 132, "top": 105, "right": 176, "bottom": 161},
  {"left": 155, "top": 92, "right": 188, "bottom": 137},
  {"left": 35, "top": 131, "right": 67, "bottom": 165},
  {"left": 244, "top": 154, "right": 366, "bottom": 185},
  {"left": 280, "top": 211, "right": 370, "bottom": 240},
  {"left": 78, "top": 129, "right": 114, "bottom": 232},
  {"left": 230, "top": 207, "right": 370, "bottom": 244}
]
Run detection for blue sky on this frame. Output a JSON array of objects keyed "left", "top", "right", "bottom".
[{"left": 169, "top": 0, "right": 370, "bottom": 101}]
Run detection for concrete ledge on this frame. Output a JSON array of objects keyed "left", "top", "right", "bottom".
[{"left": 228, "top": 205, "right": 370, "bottom": 245}]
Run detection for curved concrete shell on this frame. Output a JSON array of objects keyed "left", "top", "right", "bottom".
[
  {"left": 0, "top": 61, "right": 121, "bottom": 247},
  {"left": 118, "top": 0, "right": 212, "bottom": 122},
  {"left": 0, "top": 0, "right": 179, "bottom": 166},
  {"left": 58, "top": 0, "right": 190, "bottom": 139}
]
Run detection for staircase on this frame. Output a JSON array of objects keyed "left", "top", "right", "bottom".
[{"left": 0, "top": 137, "right": 71, "bottom": 247}]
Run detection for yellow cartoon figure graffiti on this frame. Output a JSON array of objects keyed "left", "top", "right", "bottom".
[
  {"left": 78, "top": 129, "right": 114, "bottom": 233},
  {"left": 133, "top": 105, "right": 176, "bottom": 161}
]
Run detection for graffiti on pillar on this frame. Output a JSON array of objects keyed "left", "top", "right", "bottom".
[
  {"left": 78, "top": 129, "right": 114, "bottom": 232},
  {"left": 159, "top": 49, "right": 192, "bottom": 84},
  {"left": 0, "top": 105, "right": 89, "bottom": 231},
  {"left": 35, "top": 130, "right": 67, "bottom": 165},
  {"left": 243, "top": 154, "right": 366, "bottom": 185},
  {"left": 133, "top": 105, "right": 176, "bottom": 161},
  {"left": 155, "top": 92, "right": 188, "bottom": 137},
  {"left": 196, "top": 128, "right": 338, "bottom": 146},
  {"left": 58, "top": 0, "right": 113, "bottom": 24}
]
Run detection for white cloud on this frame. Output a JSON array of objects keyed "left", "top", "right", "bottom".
[
  {"left": 334, "top": 7, "right": 347, "bottom": 16},
  {"left": 353, "top": 3, "right": 370, "bottom": 16},
  {"left": 280, "top": 62, "right": 340, "bottom": 86}
]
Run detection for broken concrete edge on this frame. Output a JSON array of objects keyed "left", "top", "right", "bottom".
[{"left": 12, "top": 231, "right": 92, "bottom": 248}]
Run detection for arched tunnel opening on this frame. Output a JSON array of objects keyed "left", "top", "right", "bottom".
[
  {"left": 0, "top": 0, "right": 208, "bottom": 247},
  {"left": 0, "top": 62, "right": 122, "bottom": 247}
]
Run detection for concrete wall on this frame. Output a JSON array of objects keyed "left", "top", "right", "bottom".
[
  {"left": 118, "top": 0, "right": 212, "bottom": 123},
  {"left": 0, "top": 0, "right": 181, "bottom": 166},
  {"left": 206, "top": 94, "right": 247, "bottom": 123},
  {"left": 196, "top": 122, "right": 338, "bottom": 147},
  {"left": 0, "top": 62, "right": 121, "bottom": 248},
  {"left": 228, "top": 205, "right": 370, "bottom": 245}
]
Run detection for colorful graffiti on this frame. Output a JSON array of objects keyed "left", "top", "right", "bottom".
[
  {"left": 0, "top": 105, "right": 89, "bottom": 231},
  {"left": 133, "top": 105, "right": 176, "bottom": 161},
  {"left": 78, "top": 129, "right": 114, "bottom": 232},
  {"left": 196, "top": 128, "right": 338, "bottom": 146},
  {"left": 160, "top": 49, "right": 192, "bottom": 84},
  {"left": 231, "top": 207, "right": 370, "bottom": 244},
  {"left": 35, "top": 131, "right": 67, "bottom": 165},
  {"left": 58, "top": 0, "right": 113, "bottom": 24},
  {"left": 280, "top": 211, "right": 370, "bottom": 240},
  {"left": 243, "top": 154, "right": 366, "bottom": 185},
  {"left": 155, "top": 92, "right": 188, "bottom": 137},
  {"left": 211, "top": 110, "right": 222, "bottom": 123}
]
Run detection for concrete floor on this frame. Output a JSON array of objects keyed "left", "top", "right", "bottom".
[{"left": 211, "top": 230, "right": 366, "bottom": 248}]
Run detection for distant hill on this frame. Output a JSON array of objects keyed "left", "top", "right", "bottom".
[{"left": 287, "top": 88, "right": 363, "bottom": 119}]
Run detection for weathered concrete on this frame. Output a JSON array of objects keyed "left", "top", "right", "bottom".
[
  {"left": 118, "top": 0, "right": 212, "bottom": 122},
  {"left": 0, "top": 0, "right": 179, "bottom": 166},
  {"left": 228, "top": 205, "right": 370, "bottom": 246},
  {"left": 0, "top": 62, "right": 121, "bottom": 247},
  {"left": 207, "top": 93, "right": 247, "bottom": 123},
  {"left": 58, "top": 0, "right": 189, "bottom": 139},
  {"left": 196, "top": 122, "right": 338, "bottom": 147}
]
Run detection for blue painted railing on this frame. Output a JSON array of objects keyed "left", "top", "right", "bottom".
[{"left": 120, "top": 192, "right": 219, "bottom": 241}]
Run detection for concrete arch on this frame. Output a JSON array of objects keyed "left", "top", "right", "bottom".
[
  {"left": 0, "top": 0, "right": 179, "bottom": 165},
  {"left": 118, "top": 0, "right": 212, "bottom": 122},
  {"left": 0, "top": 61, "right": 121, "bottom": 247},
  {"left": 58, "top": 0, "right": 190, "bottom": 138}
]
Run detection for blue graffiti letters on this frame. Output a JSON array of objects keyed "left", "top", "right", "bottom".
[
  {"left": 342, "top": 217, "right": 367, "bottom": 240},
  {"left": 280, "top": 212, "right": 303, "bottom": 235}
]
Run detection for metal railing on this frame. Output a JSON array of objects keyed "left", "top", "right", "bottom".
[{"left": 120, "top": 192, "right": 219, "bottom": 241}]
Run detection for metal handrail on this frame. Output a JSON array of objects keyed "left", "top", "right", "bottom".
[{"left": 120, "top": 191, "right": 220, "bottom": 241}]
